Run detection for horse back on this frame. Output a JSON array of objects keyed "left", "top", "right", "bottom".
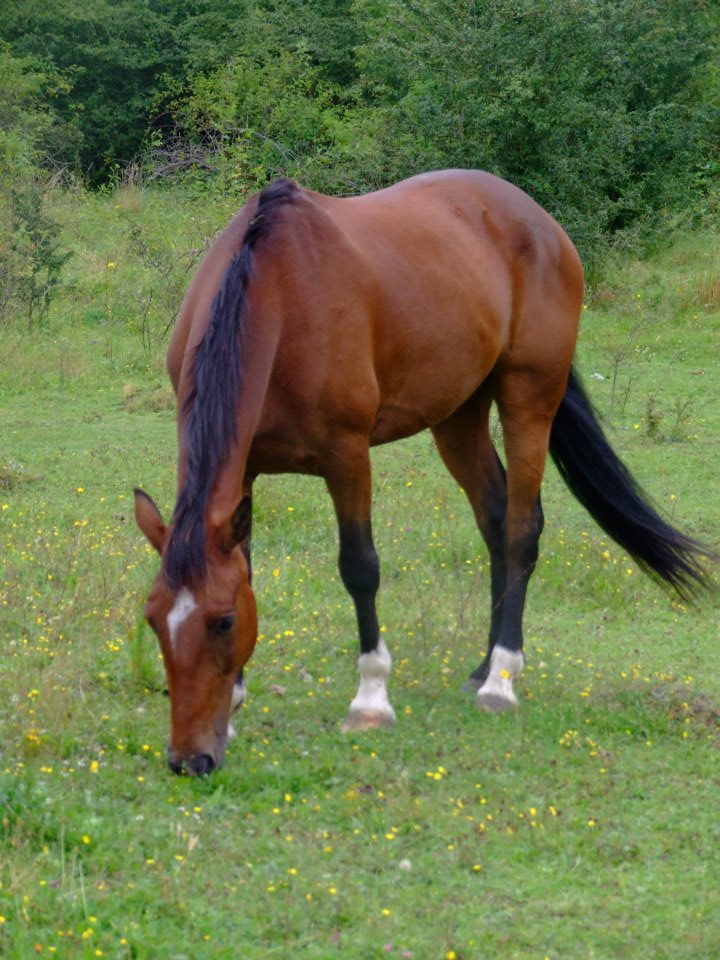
[
  {"left": 255, "top": 171, "right": 583, "bottom": 453},
  {"left": 171, "top": 171, "right": 584, "bottom": 471}
]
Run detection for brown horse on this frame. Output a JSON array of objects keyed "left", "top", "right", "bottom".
[{"left": 134, "top": 170, "right": 706, "bottom": 775}]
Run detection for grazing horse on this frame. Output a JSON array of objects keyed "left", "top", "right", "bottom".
[{"left": 134, "top": 170, "right": 706, "bottom": 775}]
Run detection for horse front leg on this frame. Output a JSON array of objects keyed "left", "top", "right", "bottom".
[{"left": 324, "top": 440, "right": 396, "bottom": 732}]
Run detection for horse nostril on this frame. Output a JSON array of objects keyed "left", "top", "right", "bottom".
[
  {"left": 167, "top": 756, "right": 184, "bottom": 775},
  {"left": 186, "top": 753, "right": 216, "bottom": 777}
]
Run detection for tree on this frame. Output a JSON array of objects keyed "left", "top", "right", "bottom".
[{"left": 1, "top": 0, "right": 178, "bottom": 178}]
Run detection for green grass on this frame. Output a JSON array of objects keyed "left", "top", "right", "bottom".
[{"left": 1, "top": 188, "right": 718, "bottom": 959}]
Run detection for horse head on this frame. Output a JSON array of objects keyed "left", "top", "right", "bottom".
[{"left": 134, "top": 489, "right": 256, "bottom": 775}]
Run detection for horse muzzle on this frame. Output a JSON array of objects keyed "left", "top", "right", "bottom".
[
  {"left": 167, "top": 743, "right": 224, "bottom": 776},
  {"left": 168, "top": 752, "right": 214, "bottom": 776}
]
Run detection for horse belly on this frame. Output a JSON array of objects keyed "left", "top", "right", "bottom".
[
  {"left": 369, "top": 405, "right": 429, "bottom": 445},
  {"left": 369, "top": 283, "right": 505, "bottom": 443},
  {"left": 369, "top": 339, "right": 494, "bottom": 445}
]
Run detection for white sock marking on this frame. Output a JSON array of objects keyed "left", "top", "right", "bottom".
[
  {"left": 167, "top": 588, "right": 197, "bottom": 649},
  {"left": 476, "top": 646, "right": 524, "bottom": 709},
  {"left": 347, "top": 639, "right": 396, "bottom": 722}
]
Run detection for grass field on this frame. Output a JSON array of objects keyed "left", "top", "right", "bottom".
[{"left": 1, "top": 187, "right": 719, "bottom": 959}]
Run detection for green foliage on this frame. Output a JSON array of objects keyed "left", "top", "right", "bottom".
[
  {"left": 148, "top": 0, "right": 719, "bottom": 261},
  {"left": 145, "top": 0, "right": 368, "bottom": 193},
  {"left": 349, "top": 0, "right": 719, "bottom": 261},
  {"left": 1, "top": 179, "right": 71, "bottom": 326},
  {"left": 177, "top": 45, "right": 337, "bottom": 192},
  {"left": 1, "top": 0, "right": 718, "bottom": 263},
  {"left": 0, "top": 43, "right": 71, "bottom": 324},
  {"left": 0, "top": 0, "right": 365, "bottom": 184},
  {"left": 0, "top": 39, "right": 77, "bottom": 178},
  {"left": 0, "top": 0, "right": 180, "bottom": 179},
  {"left": 0, "top": 43, "right": 55, "bottom": 171},
  {"left": 165, "top": 0, "right": 361, "bottom": 86}
]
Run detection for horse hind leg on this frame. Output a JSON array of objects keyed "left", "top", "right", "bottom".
[
  {"left": 472, "top": 369, "right": 561, "bottom": 712},
  {"left": 464, "top": 490, "right": 544, "bottom": 696},
  {"left": 324, "top": 435, "right": 396, "bottom": 732},
  {"left": 431, "top": 392, "right": 510, "bottom": 697}
]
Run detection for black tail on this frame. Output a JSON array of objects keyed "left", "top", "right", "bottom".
[{"left": 549, "top": 367, "right": 711, "bottom": 599}]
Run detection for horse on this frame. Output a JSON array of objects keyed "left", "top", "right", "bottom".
[{"left": 134, "top": 170, "right": 707, "bottom": 776}]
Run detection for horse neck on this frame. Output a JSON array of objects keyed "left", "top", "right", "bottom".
[
  {"left": 166, "top": 179, "right": 299, "bottom": 589},
  {"left": 180, "top": 302, "right": 279, "bottom": 533}
]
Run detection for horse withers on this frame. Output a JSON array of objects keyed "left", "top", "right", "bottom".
[{"left": 134, "top": 170, "right": 707, "bottom": 775}]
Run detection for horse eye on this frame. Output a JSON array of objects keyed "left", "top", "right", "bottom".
[{"left": 214, "top": 615, "right": 235, "bottom": 635}]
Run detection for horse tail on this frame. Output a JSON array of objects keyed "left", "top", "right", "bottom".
[
  {"left": 165, "top": 178, "right": 298, "bottom": 590},
  {"left": 548, "top": 366, "right": 710, "bottom": 599}
]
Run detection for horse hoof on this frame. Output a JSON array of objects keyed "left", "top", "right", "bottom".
[
  {"left": 475, "top": 689, "right": 517, "bottom": 713},
  {"left": 475, "top": 647, "right": 522, "bottom": 713},
  {"left": 342, "top": 708, "right": 396, "bottom": 732}
]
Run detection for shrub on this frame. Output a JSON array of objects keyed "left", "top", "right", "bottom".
[
  {"left": 350, "top": 0, "right": 719, "bottom": 263},
  {"left": 0, "top": 43, "right": 71, "bottom": 324}
]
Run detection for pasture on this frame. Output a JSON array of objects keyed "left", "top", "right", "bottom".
[{"left": 1, "top": 187, "right": 719, "bottom": 959}]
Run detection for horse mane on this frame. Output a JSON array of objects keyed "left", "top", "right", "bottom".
[{"left": 164, "top": 178, "right": 298, "bottom": 590}]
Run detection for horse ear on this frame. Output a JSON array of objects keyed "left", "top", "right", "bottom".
[
  {"left": 219, "top": 496, "right": 252, "bottom": 553},
  {"left": 134, "top": 488, "right": 166, "bottom": 553}
]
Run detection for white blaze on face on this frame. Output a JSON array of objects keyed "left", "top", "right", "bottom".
[{"left": 167, "top": 587, "right": 197, "bottom": 649}]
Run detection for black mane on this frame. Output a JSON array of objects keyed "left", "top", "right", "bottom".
[{"left": 164, "top": 178, "right": 298, "bottom": 589}]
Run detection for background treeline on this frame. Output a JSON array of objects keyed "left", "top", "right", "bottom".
[{"left": 1, "top": 0, "right": 718, "bottom": 317}]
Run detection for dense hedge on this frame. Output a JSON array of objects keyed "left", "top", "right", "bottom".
[{"left": 1, "top": 0, "right": 718, "bottom": 264}]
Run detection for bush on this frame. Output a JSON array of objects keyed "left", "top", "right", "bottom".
[
  {"left": 349, "top": 0, "right": 719, "bottom": 263},
  {"left": 0, "top": 178, "right": 71, "bottom": 326},
  {"left": 175, "top": 43, "right": 337, "bottom": 194},
  {"left": 152, "top": 0, "right": 718, "bottom": 266},
  {"left": 0, "top": 43, "right": 71, "bottom": 324}
]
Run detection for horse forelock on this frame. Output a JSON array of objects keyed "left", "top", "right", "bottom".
[{"left": 163, "top": 178, "right": 299, "bottom": 590}]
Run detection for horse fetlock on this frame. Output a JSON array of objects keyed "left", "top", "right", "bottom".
[
  {"left": 343, "top": 639, "right": 395, "bottom": 732},
  {"left": 462, "top": 656, "right": 491, "bottom": 695},
  {"left": 475, "top": 646, "right": 523, "bottom": 713}
]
